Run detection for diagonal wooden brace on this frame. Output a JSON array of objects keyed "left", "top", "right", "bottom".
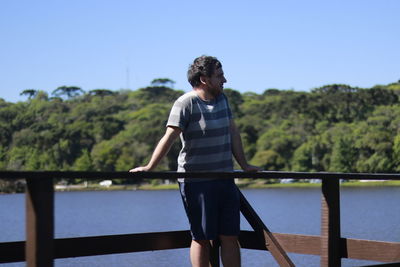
[{"left": 239, "top": 189, "right": 295, "bottom": 267}]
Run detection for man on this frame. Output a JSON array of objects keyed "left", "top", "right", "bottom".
[{"left": 130, "top": 55, "right": 260, "bottom": 267}]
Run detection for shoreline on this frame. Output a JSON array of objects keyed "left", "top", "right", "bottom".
[
  {"left": 54, "top": 180, "right": 400, "bottom": 192},
  {"left": 2, "top": 180, "right": 400, "bottom": 194}
]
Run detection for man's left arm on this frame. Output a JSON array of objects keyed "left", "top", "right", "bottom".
[{"left": 230, "top": 120, "right": 262, "bottom": 172}]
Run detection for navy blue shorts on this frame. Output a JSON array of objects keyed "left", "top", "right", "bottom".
[{"left": 179, "top": 179, "right": 240, "bottom": 240}]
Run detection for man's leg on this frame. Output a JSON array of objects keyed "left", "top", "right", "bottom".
[
  {"left": 190, "top": 240, "right": 210, "bottom": 267},
  {"left": 220, "top": 235, "right": 241, "bottom": 267},
  {"left": 218, "top": 180, "right": 241, "bottom": 266},
  {"left": 179, "top": 181, "right": 219, "bottom": 266}
]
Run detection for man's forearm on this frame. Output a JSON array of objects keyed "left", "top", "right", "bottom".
[
  {"left": 232, "top": 129, "right": 247, "bottom": 168},
  {"left": 230, "top": 123, "right": 249, "bottom": 169},
  {"left": 230, "top": 121, "right": 262, "bottom": 172},
  {"left": 146, "top": 132, "right": 176, "bottom": 170},
  {"left": 130, "top": 126, "right": 181, "bottom": 172}
]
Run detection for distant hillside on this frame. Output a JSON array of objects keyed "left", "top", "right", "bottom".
[{"left": 1, "top": 81, "right": 400, "bottom": 185}]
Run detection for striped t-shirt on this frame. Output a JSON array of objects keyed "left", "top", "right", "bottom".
[{"left": 167, "top": 91, "right": 233, "bottom": 182}]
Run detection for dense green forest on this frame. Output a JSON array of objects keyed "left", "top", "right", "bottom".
[{"left": 1, "top": 80, "right": 400, "bottom": 186}]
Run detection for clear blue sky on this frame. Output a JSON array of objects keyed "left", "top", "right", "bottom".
[{"left": 1, "top": 0, "right": 399, "bottom": 102}]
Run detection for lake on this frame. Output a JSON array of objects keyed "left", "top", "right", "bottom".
[{"left": 1, "top": 186, "right": 399, "bottom": 266}]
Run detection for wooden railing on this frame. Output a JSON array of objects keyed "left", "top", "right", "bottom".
[{"left": 1, "top": 171, "right": 400, "bottom": 267}]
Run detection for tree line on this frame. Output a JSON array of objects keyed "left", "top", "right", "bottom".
[{"left": 1, "top": 80, "right": 400, "bottom": 186}]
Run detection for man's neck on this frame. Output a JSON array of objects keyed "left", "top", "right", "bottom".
[{"left": 193, "top": 87, "right": 217, "bottom": 101}]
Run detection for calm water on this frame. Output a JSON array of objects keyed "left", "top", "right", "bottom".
[{"left": 1, "top": 187, "right": 399, "bottom": 266}]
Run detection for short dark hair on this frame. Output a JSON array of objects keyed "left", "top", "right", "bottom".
[{"left": 187, "top": 55, "right": 222, "bottom": 87}]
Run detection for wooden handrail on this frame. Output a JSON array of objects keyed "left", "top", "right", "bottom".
[
  {"left": 1, "top": 170, "right": 400, "bottom": 180},
  {"left": 1, "top": 171, "right": 400, "bottom": 267}
]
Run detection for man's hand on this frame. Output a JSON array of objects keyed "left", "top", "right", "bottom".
[
  {"left": 129, "top": 166, "right": 151, "bottom": 172},
  {"left": 242, "top": 164, "right": 263, "bottom": 172}
]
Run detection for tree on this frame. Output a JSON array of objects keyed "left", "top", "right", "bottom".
[
  {"left": 88, "top": 89, "right": 115, "bottom": 97},
  {"left": 255, "top": 126, "right": 304, "bottom": 169},
  {"left": 151, "top": 78, "right": 175, "bottom": 88},
  {"left": 73, "top": 149, "right": 93, "bottom": 171},
  {"left": 329, "top": 137, "right": 356, "bottom": 172},
  {"left": 20, "top": 89, "right": 38, "bottom": 99},
  {"left": 292, "top": 142, "right": 313, "bottom": 172},
  {"left": 131, "top": 86, "right": 183, "bottom": 106},
  {"left": 251, "top": 150, "right": 285, "bottom": 171},
  {"left": 392, "top": 134, "right": 400, "bottom": 172},
  {"left": 223, "top": 88, "right": 244, "bottom": 117},
  {"left": 352, "top": 106, "right": 400, "bottom": 172},
  {"left": 310, "top": 84, "right": 360, "bottom": 123},
  {"left": 2, "top": 81, "right": 400, "bottom": 177},
  {"left": 386, "top": 81, "right": 400, "bottom": 91},
  {"left": 90, "top": 140, "right": 119, "bottom": 171},
  {"left": 52, "top": 86, "right": 85, "bottom": 99},
  {"left": 0, "top": 145, "right": 6, "bottom": 170}
]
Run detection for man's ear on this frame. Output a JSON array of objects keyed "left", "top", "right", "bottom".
[{"left": 199, "top": 76, "right": 208, "bottom": 85}]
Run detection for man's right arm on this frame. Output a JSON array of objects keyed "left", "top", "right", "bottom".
[{"left": 129, "top": 126, "right": 181, "bottom": 172}]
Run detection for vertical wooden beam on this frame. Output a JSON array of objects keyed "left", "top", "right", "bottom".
[
  {"left": 26, "top": 178, "right": 54, "bottom": 267},
  {"left": 239, "top": 190, "right": 295, "bottom": 267},
  {"left": 321, "top": 178, "right": 341, "bottom": 267},
  {"left": 209, "top": 239, "right": 220, "bottom": 267}
]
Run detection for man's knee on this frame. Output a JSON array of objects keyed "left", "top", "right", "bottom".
[
  {"left": 192, "top": 239, "right": 211, "bottom": 247},
  {"left": 219, "top": 235, "right": 238, "bottom": 244}
]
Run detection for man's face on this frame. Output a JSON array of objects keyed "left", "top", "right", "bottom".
[{"left": 205, "top": 66, "right": 227, "bottom": 97}]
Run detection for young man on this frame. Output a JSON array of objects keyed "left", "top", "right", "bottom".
[{"left": 130, "top": 55, "right": 260, "bottom": 267}]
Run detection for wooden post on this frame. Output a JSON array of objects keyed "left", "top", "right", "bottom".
[
  {"left": 26, "top": 178, "right": 54, "bottom": 267},
  {"left": 321, "top": 178, "right": 341, "bottom": 267}
]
